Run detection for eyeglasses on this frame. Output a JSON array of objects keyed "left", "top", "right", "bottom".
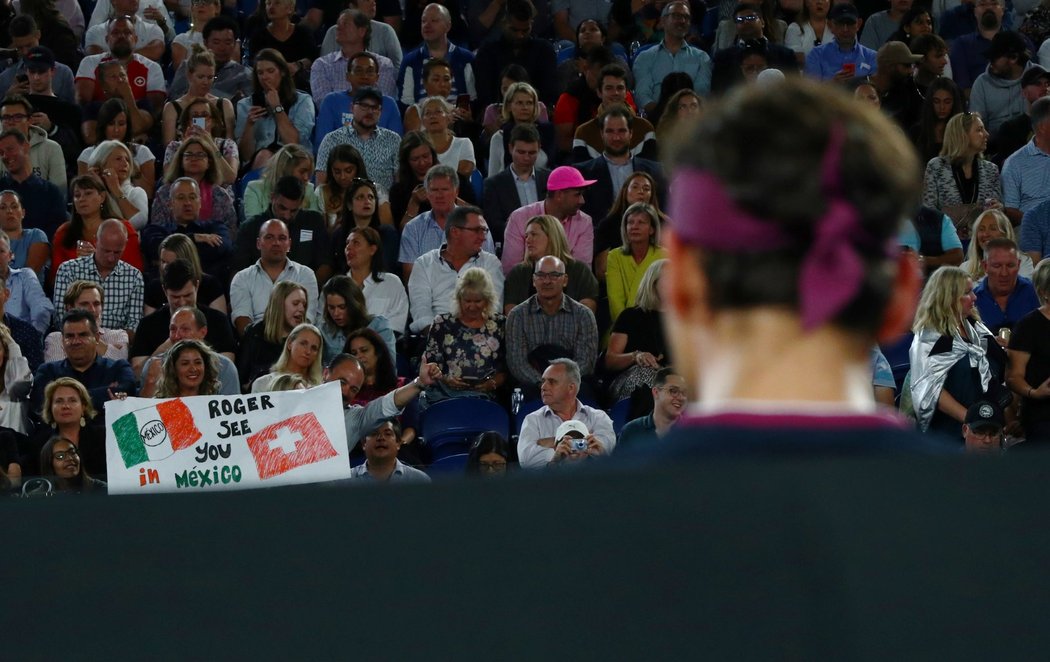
[
  {"left": 182, "top": 151, "right": 208, "bottom": 159},
  {"left": 478, "top": 461, "right": 507, "bottom": 472},
  {"left": 349, "top": 66, "right": 378, "bottom": 74},
  {"left": 53, "top": 448, "right": 80, "bottom": 461},
  {"left": 533, "top": 271, "right": 565, "bottom": 280},
  {"left": 659, "top": 386, "right": 687, "bottom": 398},
  {"left": 458, "top": 225, "right": 489, "bottom": 235},
  {"left": 734, "top": 13, "right": 760, "bottom": 22},
  {"left": 353, "top": 102, "right": 381, "bottom": 111},
  {"left": 0, "top": 113, "right": 27, "bottom": 122}
]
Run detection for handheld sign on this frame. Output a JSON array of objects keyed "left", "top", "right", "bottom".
[{"left": 105, "top": 382, "right": 351, "bottom": 494}]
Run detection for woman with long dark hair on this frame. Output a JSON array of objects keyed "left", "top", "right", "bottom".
[
  {"left": 235, "top": 48, "right": 315, "bottom": 171},
  {"left": 911, "top": 78, "right": 964, "bottom": 165},
  {"left": 344, "top": 327, "right": 399, "bottom": 405},
  {"left": 344, "top": 227, "right": 409, "bottom": 334},
  {"left": 319, "top": 275, "right": 395, "bottom": 366},
  {"left": 390, "top": 132, "right": 439, "bottom": 227}
]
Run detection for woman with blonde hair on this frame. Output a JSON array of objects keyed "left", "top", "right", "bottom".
[
  {"left": 26, "top": 377, "right": 105, "bottom": 478},
  {"left": 910, "top": 266, "right": 1010, "bottom": 436},
  {"left": 606, "top": 202, "right": 668, "bottom": 324},
  {"left": 162, "top": 44, "right": 236, "bottom": 146},
  {"left": 86, "top": 139, "right": 149, "bottom": 229},
  {"left": 242, "top": 143, "right": 318, "bottom": 218},
  {"left": 961, "top": 209, "right": 1034, "bottom": 280},
  {"left": 604, "top": 259, "right": 669, "bottom": 402},
  {"left": 149, "top": 135, "right": 237, "bottom": 233},
  {"left": 420, "top": 96, "right": 476, "bottom": 179},
  {"left": 422, "top": 267, "right": 507, "bottom": 408},
  {"left": 503, "top": 215, "right": 598, "bottom": 314},
  {"left": 487, "top": 82, "right": 553, "bottom": 176},
  {"left": 594, "top": 172, "right": 668, "bottom": 279},
  {"left": 0, "top": 325, "right": 29, "bottom": 435},
  {"left": 922, "top": 112, "right": 1002, "bottom": 242},
  {"left": 155, "top": 339, "right": 222, "bottom": 398},
  {"left": 252, "top": 322, "right": 324, "bottom": 392},
  {"left": 238, "top": 281, "right": 310, "bottom": 390}
]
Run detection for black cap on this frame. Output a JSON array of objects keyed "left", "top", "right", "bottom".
[
  {"left": 353, "top": 86, "right": 383, "bottom": 106},
  {"left": 1021, "top": 64, "right": 1050, "bottom": 87},
  {"left": 965, "top": 400, "right": 1005, "bottom": 429},
  {"left": 984, "top": 30, "right": 1029, "bottom": 61},
  {"left": 828, "top": 3, "right": 859, "bottom": 23},
  {"left": 23, "top": 46, "right": 55, "bottom": 71}
]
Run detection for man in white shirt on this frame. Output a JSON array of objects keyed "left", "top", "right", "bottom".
[
  {"left": 407, "top": 205, "right": 504, "bottom": 333},
  {"left": 84, "top": 12, "right": 165, "bottom": 62}
]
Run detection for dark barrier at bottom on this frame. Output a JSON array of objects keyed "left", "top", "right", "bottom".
[{"left": 8, "top": 455, "right": 1050, "bottom": 660}]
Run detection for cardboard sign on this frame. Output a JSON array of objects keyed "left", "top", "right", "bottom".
[{"left": 104, "top": 382, "right": 350, "bottom": 494}]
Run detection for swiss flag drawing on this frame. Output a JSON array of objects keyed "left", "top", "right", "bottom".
[{"left": 245, "top": 413, "right": 338, "bottom": 480}]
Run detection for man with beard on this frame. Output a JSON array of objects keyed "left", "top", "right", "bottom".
[
  {"left": 575, "top": 105, "right": 667, "bottom": 224},
  {"left": 971, "top": 31, "right": 1032, "bottom": 136},
  {"left": 869, "top": 41, "right": 923, "bottom": 130},
  {"left": 74, "top": 15, "right": 165, "bottom": 113},
  {"left": 949, "top": 0, "right": 1033, "bottom": 99},
  {"left": 473, "top": 0, "right": 558, "bottom": 108}
]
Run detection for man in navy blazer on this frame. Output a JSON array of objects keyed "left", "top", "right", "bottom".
[
  {"left": 574, "top": 106, "right": 666, "bottom": 223},
  {"left": 482, "top": 123, "right": 551, "bottom": 251}
]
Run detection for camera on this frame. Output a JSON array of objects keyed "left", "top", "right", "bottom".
[{"left": 571, "top": 438, "right": 588, "bottom": 453}]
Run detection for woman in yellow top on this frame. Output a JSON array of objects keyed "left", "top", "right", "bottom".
[{"left": 606, "top": 202, "right": 667, "bottom": 324}]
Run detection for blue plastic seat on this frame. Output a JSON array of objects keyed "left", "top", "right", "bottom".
[
  {"left": 421, "top": 398, "right": 510, "bottom": 463},
  {"left": 608, "top": 398, "right": 632, "bottom": 437}
]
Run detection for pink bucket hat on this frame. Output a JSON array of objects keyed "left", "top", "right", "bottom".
[{"left": 546, "top": 166, "right": 597, "bottom": 191}]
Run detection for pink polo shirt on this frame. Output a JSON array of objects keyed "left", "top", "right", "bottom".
[{"left": 501, "top": 200, "right": 594, "bottom": 274}]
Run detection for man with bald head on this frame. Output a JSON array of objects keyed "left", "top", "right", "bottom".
[
  {"left": 505, "top": 254, "right": 599, "bottom": 397},
  {"left": 53, "top": 218, "right": 143, "bottom": 340},
  {"left": 139, "top": 305, "right": 240, "bottom": 396},
  {"left": 229, "top": 218, "right": 318, "bottom": 336},
  {"left": 397, "top": 3, "right": 476, "bottom": 106}
]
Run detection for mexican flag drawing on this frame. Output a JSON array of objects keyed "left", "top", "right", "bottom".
[{"left": 113, "top": 399, "right": 202, "bottom": 467}]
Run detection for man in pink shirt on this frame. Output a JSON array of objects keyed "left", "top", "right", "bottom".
[{"left": 501, "top": 166, "right": 596, "bottom": 274}]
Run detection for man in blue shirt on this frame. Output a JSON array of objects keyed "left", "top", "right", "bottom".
[
  {"left": 805, "top": 3, "right": 878, "bottom": 82},
  {"left": 617, "top": 368, "right": 687, "bottom": 454},
  {"left": 632, "top": 0, "right": 712, "bottom": 114},
  {"left": 974, "top": 237, "right": 1040, "bottom": 334}
]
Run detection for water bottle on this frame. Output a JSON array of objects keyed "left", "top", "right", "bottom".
[{"left": 511, "top": 388, "right": 523, "bottom": 416}]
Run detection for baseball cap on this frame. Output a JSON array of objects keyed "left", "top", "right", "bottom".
[
  {"left": 353, "top": 86, "right": 383, "bottom": 106},
  {"left": 984, "top": 30, "right": 1029, "bottom": 61},
  {"left": 877, "top": 41, "right": 922, "bottom": 67},
  {"left": 555, "top": 420, "right": 588, "bottom": 440},
  {"left": 23, "top": 46, "right": 55, "bottom": 71},
  {"left": 1022, "top": 64, "right": 1050, "bottom": 87},
  {"left": 965, "top": 400, "right": 1005, "bottom": 430},
  {"left": 828, "top": 3, "right": 859, "bottom": 23},
  {"left": 546, "top": 166, "right": 596, "bottom": 191}
]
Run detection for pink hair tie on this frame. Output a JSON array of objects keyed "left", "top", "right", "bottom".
[{"left": 668, "top": 124, "right": 868, "bottom": 331}]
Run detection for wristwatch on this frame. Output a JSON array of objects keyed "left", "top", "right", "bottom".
[{"left": 273, "top": 105, "right": 285, "bottom": 114}]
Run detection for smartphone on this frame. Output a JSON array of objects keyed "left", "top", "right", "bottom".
[
  {"left": 192, "top": 117, "right": 206, "bottom": 129},
  {"left": 15, "top": 72, "right": 27, "bottom": 84},
  {"left": 456, "top": 93, "right": 471, "bottom": 110},
  {"left": 841, "top": 63, "right": 856, "bottom": 76}
]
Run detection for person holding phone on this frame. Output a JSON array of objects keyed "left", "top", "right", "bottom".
[{"left": 804, "top": 3, "right": 876, "bottom": 81}]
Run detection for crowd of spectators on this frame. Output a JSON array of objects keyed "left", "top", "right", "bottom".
[{"left": 4, "top": 0, "right": 1050, "bottom": 492}]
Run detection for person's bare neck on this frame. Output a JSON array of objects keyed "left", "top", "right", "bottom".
[
  {"left": 653, "top": 406, "right": 679, "bottom": 434},
  {"left": 550, "top": 398, "right": 578, "bottom": 420},
  {"left": 341, "top": 39, "right": 364, "bottom": 56},
  {"left": 537, "top": 291, "right": 564, "bottom": 314},
  {"left": 68, "top": 355, "right": 95, "bottom": 372},
  {"left": 261, "top": 257, "right": 288, "bottom": 277},
  {"left": 348, "top": 264, "right": 368, "bottom": 285},
  {"left": 8, "top": 165, "right": 30, "bottom": 182},
  {"left": 94, "top": 257, "right": 115, "bottom": 278},
  {"left": 366, "top": 457, "right": 397, "bottom": 480},
  {"left": 426, "top": 37, "right": 449, "bottom": 57},
  {"left": 57, "top": 422, "right": 81, "bottom": 439},
  {"left": 697, "top": 309, "right": 877, "bottom": 408}
]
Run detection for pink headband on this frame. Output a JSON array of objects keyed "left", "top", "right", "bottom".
[{"left": 668, "top": 124, "right": 871, "bottom": 331}]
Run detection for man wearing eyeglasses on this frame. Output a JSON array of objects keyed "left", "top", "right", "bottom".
[
  {"left": 711, "top": 2, "right": 799, "bottom": 94},
  {"left": 632, "top": 0, "right": 712, "bottom": 115},
  {"left": 0, "top": 93, "right": 66, "bottom": 195},
  {"left": 316, "top": 86, "right": 400, "bottom": 193},
  {"left": 616, "top": 368, "right": 687, "bottom": 453},
  {"left": 962, "top": 400, "right": 1005, "bottom": 453},
  {"left": 315, "top": 50, "right": 402, "bottom": 151},
  {"left": 407, "top": 204, "right": 503, "bottom": 333}
]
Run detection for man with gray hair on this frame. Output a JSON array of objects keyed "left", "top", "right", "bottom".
[
  {"left": 52, "top": 218, "right": 143, "bottom": 340},
  {"left": 141, "top": 177, "right": 232, "bottom": 277},
  {"left": 407, "top": 205, "right": 503, "bottom": 332},
  {"left": 517, "top": 358, "right": 615, "bottom": 469},
  {"left": 505, "top": 254, "right": 598, "bottom": 395},
  {"left": 401, "top": 165, "right": 495, "bottom": 278}
]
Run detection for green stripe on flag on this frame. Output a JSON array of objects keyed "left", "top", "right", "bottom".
[{"left": 114, "top": 411, "right": 148, "bottom": 468}]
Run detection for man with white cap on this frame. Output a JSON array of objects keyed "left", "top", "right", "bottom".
[
  {"left": 517, "top": 358, "right": 615, "bottom": 469},
  {"left": 501, "top": 165, "right": 596, "bottom": 275}
]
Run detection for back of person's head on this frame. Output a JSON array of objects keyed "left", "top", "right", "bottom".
[
  {"left": 273, "top": 175, "right": 305, "bottom": 202},
  {"left": 1033, "top": 97, "right": 1050, "bottom": 129},
  {"left": 9, "top": 15, "right": 35, "bottom": 38},
  {"left": 909, "top": 32, "right": 947, "bottom": 57},
  {"left": 506, "top": 0, "right": 537, "bottom": 22},
  {"left": 666, "top": 78, "right": 920, "bottom": 335},
  {"left": 585, "top": 45, "right": 615, "bottom": 68},
  {"left": 162, "top": 258, "right": 197, "bottom": 292}
]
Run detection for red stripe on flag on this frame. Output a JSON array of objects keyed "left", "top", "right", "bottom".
[
  {"left": 245, "top": 413, "right": 337, "bottom": 480},
  {"left": 156, "top": 399, "right": 202, "bottom": 451}
]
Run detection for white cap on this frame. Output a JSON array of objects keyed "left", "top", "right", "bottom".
[{"left": 555, "top": 420, "right": 588, "bottom": 440}]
